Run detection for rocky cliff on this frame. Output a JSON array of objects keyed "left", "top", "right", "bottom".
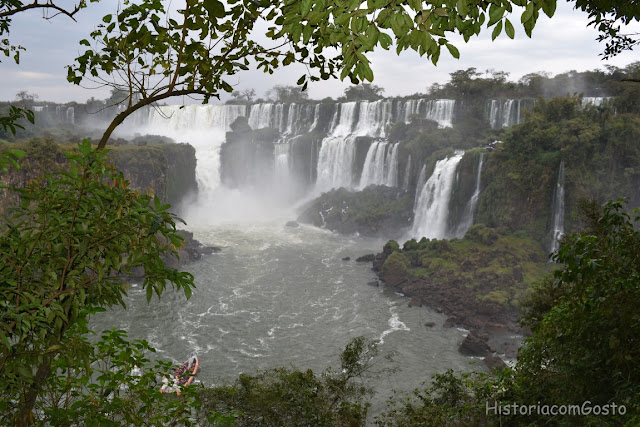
[
  {"left": 297, "top": 185, "right": 413, "bottom": 237},
  {"left": 0, "top": 138, "right": 198, "bottom": 214}
]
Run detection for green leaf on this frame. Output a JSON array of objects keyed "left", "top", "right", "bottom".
[
  {"left": 203, "top": 0, "right": 226, "bottom": 18},
  {"left": 542, "top": 0, "right": 557, "bottom": 18},
  {"left": 301, "top": 0, "right": 312, "bottom": 16},
  {"left": 456, "top": 0, "right": 468, "bottom": 17},
  {"left": 521, "top": 2, "right": 534, "bottom": 23},
  {"left": 491, "top": 20, "right": 502, "bottom": 40},
  {"left": 433, "top": 8, "right": 448, "bottom": 17},
  {"left": 446, "top": 43, "right": 460, "bottom": 59},
  {"left": 505, "top": 19, "right": 515, "bottom": 39}
]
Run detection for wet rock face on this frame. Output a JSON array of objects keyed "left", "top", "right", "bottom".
[{"left": 296, "top": 186, "right": 413, "bottom": 237}]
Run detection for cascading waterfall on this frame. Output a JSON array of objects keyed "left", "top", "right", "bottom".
[
  {"left": 398, "top": 99, "right": 424, "bottom": 123},
  {"left": 549, "top": 161, "right": 565, "bottom": 257},
  {"left": 353, "top": 100, "right": 393, "bottom": 137},
  {"left": 581, "top": 97, "right": 610, "bottom": 108},
  {"left": 411, "top": 151, "right": 464, "bottom": 239},
  {"left": 248, "top": 103, "right": 286, "bottom": 132},
  {"left": 453, "top": 153, "right": 485, "bottom": 238},
  {"left": 316, "top": 103, "right": 359, "bottom": 192},
  {"left": 274, "top": 143, "right": 291, "bottom": 184},
  {"left": 385, "top": 143, "right": 399, "bottom": 187},
  {"left": 136, "top": 98, "right": 457, "bottom": 197},
  {"left": 414, "top": 164, "right": 427, "bottom": 206},
  {"left": 144, "top": 104, "right": 248, "bottom": 194},
  {"left": 358, "top": 142, "right": 399, "bottom": 188},
  {"left": 402, "top": 155, "right": 412, "bottom": 191},
  {"left": 425, "top": 100, "right": 455, "bottom": 128},
  {"left": 487, "top": 99, "right": 523, "bottom": 128},
  {"left": 359, "top": 141, "right": 388, "bottom": 188}
]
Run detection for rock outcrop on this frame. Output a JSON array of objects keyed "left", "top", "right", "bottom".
[{"left": 297, "top": 186, "right": 413, "bottom": 237}]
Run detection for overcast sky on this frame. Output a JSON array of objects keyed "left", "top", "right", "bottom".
[{"left": 1, "top": 1, "right": 638, "bottom": 103}]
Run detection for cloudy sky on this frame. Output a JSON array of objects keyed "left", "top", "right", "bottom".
[{"left": 1, "top": 1, "right": 638, "bottom": 103}]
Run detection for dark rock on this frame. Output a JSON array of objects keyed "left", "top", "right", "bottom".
[
  {"left": 484, "top": 355, "right": 507, "bottom": 371},
  {"left": 367, "top": 281, "right": 379, "bottom": 287},
  {"left": 356, "top": 254, "right": 376, "bottom": 262},
  {"left": 285, "top": 221, "right": 300, "bottom": 228},
  {"left": 459, "top": 332, "right": 492, "bottom": 357},
  {"left": 443, "top": 317, "right": 458, "bottom": 328},
  {"left": 424, "top": 322, "right": 436, "bottom": 328},
  {"left": 296, "top": 186, "right": 413, "bottom": 237},
  {"left": 408, "top": 296, "right": 423, "bottom": 308},
  {"left": 342, "top": 256, "right": 351, "bottom": 261},
  {"left": 201, "top": 246, "right": 222, "bottom": 254}
]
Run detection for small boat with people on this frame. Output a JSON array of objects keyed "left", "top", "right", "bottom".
[{"left": 159, "top": 356, "right": 198, "bottom": 395}]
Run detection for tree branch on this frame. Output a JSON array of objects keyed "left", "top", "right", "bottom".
[
  {"left": 0, "top": 1, "right": 83, "bottom": 21},
  {"left": 97, "top": 89, "right": 219, "bottom": 150}
]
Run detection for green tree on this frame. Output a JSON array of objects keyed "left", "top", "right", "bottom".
[
  {"left": 0, "top": 140, "right": 194, "bottom": 424},
  {"left": 516, "top": 199, "right": 640, "bottom": 413},
  {"left": 344, "top": 83, "right": 385, "bottom": 101},
  {"left": 266, "top": 84, "right": 309, "bottom": 102}
]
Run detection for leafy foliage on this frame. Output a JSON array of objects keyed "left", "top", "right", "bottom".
[
  {"left": 517, "top": 199, "right": 640, "bottom": 411},
  {"left": 0, "top": 140, "right": 194, "bottom": 424},
  {"left": 198, "top": 337, "right": 386, "bottom": 426}
]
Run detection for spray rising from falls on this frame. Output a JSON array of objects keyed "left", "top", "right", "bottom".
[
  {"left": 144, "top": 104, "right": 248, "bottom": 195},
  {"left": 549, "top": 161, "right": 565, "bottom": 257},
  {"left": 411, "top": 152, "right": 464, "bottom": 239},
  {"left": 454, "top": 153, "right": 485, "bottom": 238}
]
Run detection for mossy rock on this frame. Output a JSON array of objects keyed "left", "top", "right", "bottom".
[{"left": 381, "top": 251, "right": 410, "bottom": 284}]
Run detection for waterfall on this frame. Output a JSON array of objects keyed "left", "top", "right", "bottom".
[
  {"left": 411, "top": 151, "right": 464, "bottom": 239},
  {"left": 66, "top": 107, "right": 75, "bottom": 124},
  {"left": 353, "top": 100, "right": 393, "bottom": 137},
  {"left": 487, "top": 99, "right": 523, "bottom": 128},
  {"left": 358, "top": 142, "right": 399, "bottom": 188},
  {"left": 502, "top": 100, "right": 514, "bottom": 127},
  {"left": 398, "top": 99, "right": 424, "bottom": 123},
  {"left": 581, "top": 97, "right": 611, "bottom": 108},
  {"left": 274, "top": 143, "right": 291, "bottom": 184},
  {"left": 316, "top": 102, "right": 359, "bottom": 192},
  {"left": 385, "top": 143, "right": 399, "bottom": 187},
  {"left": 248, "top": 103, "right": 286, "bottom": 132},
  {"left": 359, "top": 141, "right": 388, "bottom": 188},
  {"left": 309, "top": 104, "right": 321, "bottom": 132},
  {"left": 454, "top": 153, "right": 485, "bottom": 238},
  {"left": 549, "top": 161, "right": 565, "bottom": 256},
  {"left": 425, "top": 100, "right": 455, "bottom": 128},
  {"left": 316, "top": 137, "right": 357, "bottom": 192},
  {"left": 402, "top": 154, "right": 412, "bottom": 191},
  {"left": 414, "top": 164, "right": 427, "bottom": 205},
  {"left": 487, "top": 100, "right": 499, "bottom": 128},
  {"left": 145, "top": 104, "right": 248, "bottom": 195}
]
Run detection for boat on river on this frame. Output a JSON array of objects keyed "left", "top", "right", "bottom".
[{"left": 159, "top": 356, "right": 198, "bottom": 394}]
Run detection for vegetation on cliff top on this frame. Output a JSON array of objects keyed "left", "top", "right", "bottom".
[
  {"left": 376, "top": 200, "right": 640, "bottom": 425},
  {"left": 380, "top": 224, "right": 550, "bottom": 313}
]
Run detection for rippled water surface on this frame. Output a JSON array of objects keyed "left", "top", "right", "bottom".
[{"left": 92, "top": 216, "right": 476, "bottom": 414}]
